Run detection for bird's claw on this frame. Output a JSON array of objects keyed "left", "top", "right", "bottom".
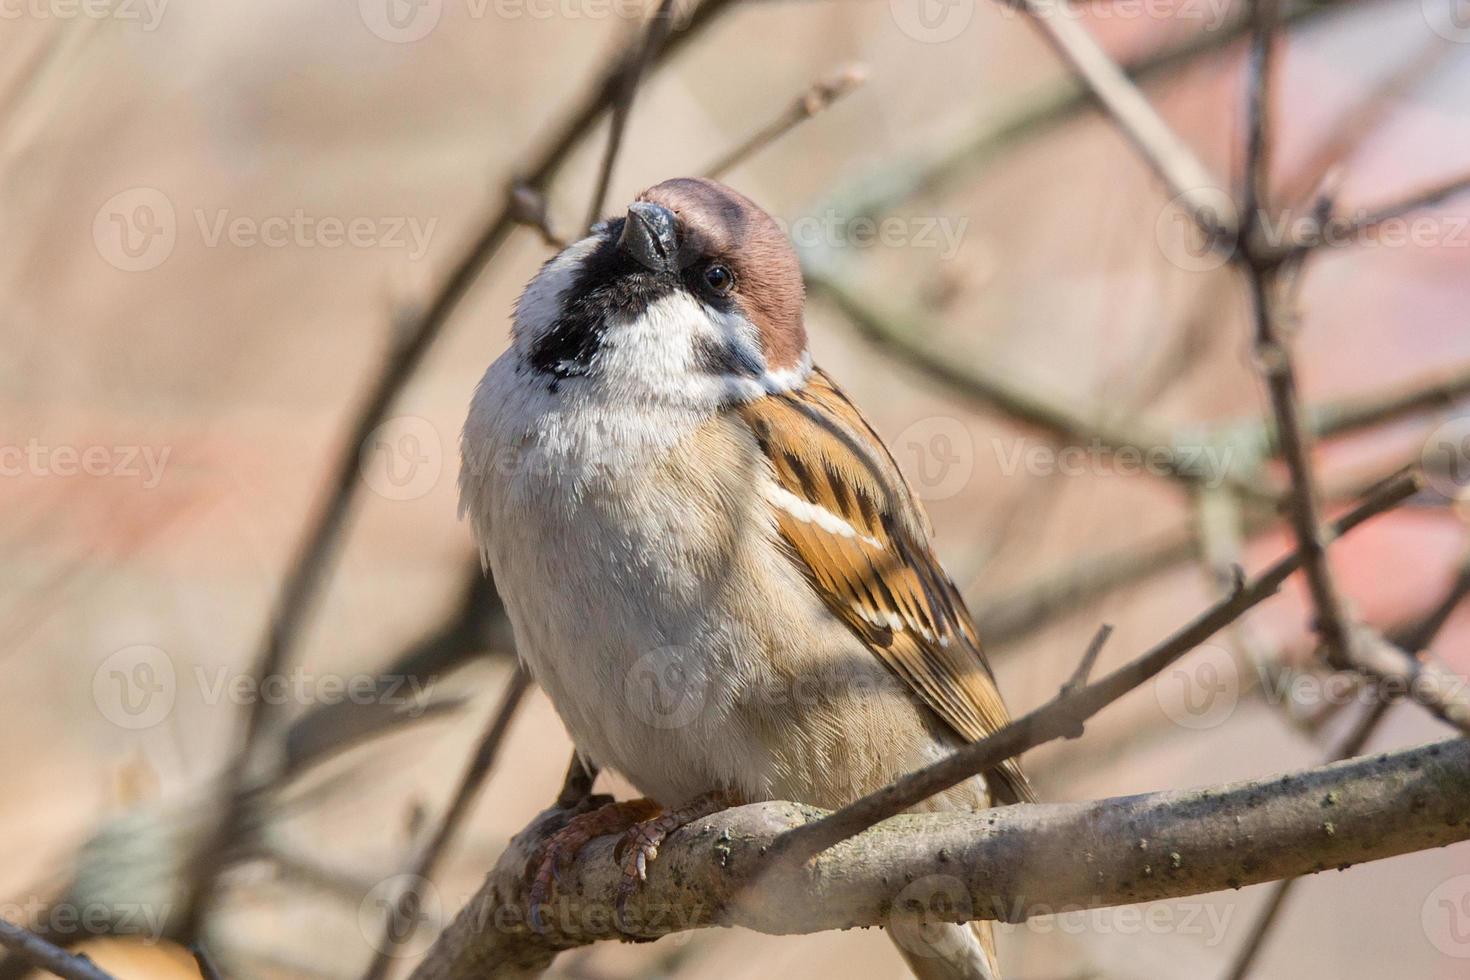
[
  {"left": 521, "top": 798, "right": 661, "bottom": 935},
  {"left": 613, "top": 824, "right": 663, "bottom": 930}
]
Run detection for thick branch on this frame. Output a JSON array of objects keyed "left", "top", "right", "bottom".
[{"left": 412, "top": 738, "right": 1470, "bottom": 977}]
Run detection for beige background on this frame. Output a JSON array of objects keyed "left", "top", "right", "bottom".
[{"left": 3, "top": 0, "right": 1469, "bottom": 976}]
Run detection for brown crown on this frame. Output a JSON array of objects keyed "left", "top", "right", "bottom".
[{"left": 637, "top": 177, "right": 808, "bottom": 373}]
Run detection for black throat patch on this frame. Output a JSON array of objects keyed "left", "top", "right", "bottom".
[{"left": 529, "top": 226, "right": 678, "bottom": 381}]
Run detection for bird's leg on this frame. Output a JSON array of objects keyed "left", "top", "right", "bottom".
[
  {"left": 524, "top": 797, "right": 660, "bottom": 933},
  {"left": 611, "top": 789, "right": 740, "bottom": 929},
  {"left": 555, "top": 752, "right": 600, "bottom": 808}
]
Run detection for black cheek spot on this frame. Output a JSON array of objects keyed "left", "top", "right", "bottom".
[{"left": 691, "top": 334, "right": 763, "bottom": 379}]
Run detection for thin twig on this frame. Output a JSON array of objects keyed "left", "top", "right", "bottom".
[
  {"left": 1277, "top": 34, "right": 1456, "bottom": 208},
  {"left": 1221, "top": 874, "right": 1300, "bottom": 980},
  {"left": 191, "top": 945, "right": 225, "bottom": 980},
  {"left": 1302, "top": 359, "right": 1470, "bottom": 446},
  {"left": 1225, "top": 550, "right": 1470, "bottom": 979},
  {"left": 1238, "top": 0, "right": 1355, "bottom": 668},
  {"left": 0, "top": 919, "right": 113, "bottom": 980},
  {"left": 1062, "top": 623, "right": 1113, "bottom": 695},
  {"left": 769, "top": 472, "right": 1418, "bottom": 866},
  {"left": 805, "top": 265, "right": 1279, "bottom": 503},
  {"left": 362, "top": 669, "right": 533, "bottom": 979},
  {"left": 702, "top": 63, "right": 869, "bottom": 179},
  {"left": 583, "top": 0, "right": 678, "bottom": 232},
  {"left": 1339, "top": 624, "right": 1470, "bottom": 733},
  {"left": 1015, "top": 0, "right": 1235, "bottom": 241},
  {"left": 819, "top": 0, "right": 1352, "bottom": 224},
  {"left": 1394, "top": 558, "right": 1470, "bottom": 654},
  {"left": 1282, "top": 168, "right": 1470, "bottom": 260},
  {"left": 509, "top": 182, "right": 566, "bottom": 250}
]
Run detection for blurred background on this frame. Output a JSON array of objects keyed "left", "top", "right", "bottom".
[{"left": 3, "top": 0, "right": 1470, "bottom": 976}]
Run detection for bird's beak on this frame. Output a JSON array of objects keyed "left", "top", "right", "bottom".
[{"left": 617, "top": 201, "right": 679, "bottom": 272}]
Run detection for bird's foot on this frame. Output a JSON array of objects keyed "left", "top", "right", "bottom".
[
  {"left": 611, "top": 790, "right": 737, "bottom": 931},
  {"left": 525, "top": 797, "right": 660, "bottom": 934}
]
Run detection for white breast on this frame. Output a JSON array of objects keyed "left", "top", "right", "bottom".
[{"left": 460, "top": 354, "right": 984, "bottom": 809}]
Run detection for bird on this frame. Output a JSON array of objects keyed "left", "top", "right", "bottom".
[{"left": 459, "top": 176, "right": 1033, "bottom": 979}]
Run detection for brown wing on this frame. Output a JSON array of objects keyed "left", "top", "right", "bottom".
[{"left": 736, "top": 368, "right": 1034, "bottom": 804}]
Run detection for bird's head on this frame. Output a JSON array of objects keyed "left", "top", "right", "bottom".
[{"left": 511, "top": 177, "right": 809, "bottom": 408}]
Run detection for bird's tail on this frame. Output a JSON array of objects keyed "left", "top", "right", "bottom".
[{"left": 890, "top": 919, "right": 1001, "bottom": 980}]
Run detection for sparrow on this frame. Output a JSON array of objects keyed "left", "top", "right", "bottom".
[{"left": 460, "top": 177, "right": 1033, "bottom": 979}]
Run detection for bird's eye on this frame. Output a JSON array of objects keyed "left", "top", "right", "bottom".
[{"left": 703, "top": 263, "right": 734, "bottom": 294}]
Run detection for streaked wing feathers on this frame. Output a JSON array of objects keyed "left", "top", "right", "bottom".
[{"left": 737, "top": 368, "right": 1033, "bottom": 804}]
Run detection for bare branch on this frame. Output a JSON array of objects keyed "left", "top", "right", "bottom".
[
  {"left": 1015, "top": 0, "right": 1235, "bottom": 240},
  {"left": 1302, "top": 359, "right": 1470, "bottom": 446},
  {"left": 191, "top": 945, "right": 225, "bottom": 980},
  {"left": 509, "top": 183, "right": 566, "bottom": 250},
  {"left": 0, "top": 919, "right": 113, "bottom": 980},
  {"left": 412, "top": 737, "right": 1470, "bottom": 976},
  {"left": 1277, "top": 34, "right": 1456, "bottom": 208},
  {"left": 1395, "top": 558, "right": 1470, "bottom": 654},
  {"left": 1340, "top": 626, "right": 1470, "bottom": 734},
  {"left": 805, "top": 266, "right": 1279, "bottom": 502},
  {"left": 976, "top": 527, "right": 1202, "bottom": 646},
  {"left": 770, "top": 472, "right": 1418, "bottom": 865},
  {"left": 584, "top": 0, "right": 678, "bottom": 232},
  {"left": 362, "top": 669, "right": 533, "bottom": 979},
  {"left": 1237, "top": 0, "right": 1356, "bottom": 670},
  {"left": 1284, "top": 168, "right": 1470, "bottom": 260},
  {"left": 702, "top": 63, "right": 868, "bottom": 179},
  {"left": 1062, "top": 623, "right": 1113, "bottom": 695}
]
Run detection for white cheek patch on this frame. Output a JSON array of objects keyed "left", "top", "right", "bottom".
[{"left": 597, "top": 292, "right": 812, "bottom": 408}]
